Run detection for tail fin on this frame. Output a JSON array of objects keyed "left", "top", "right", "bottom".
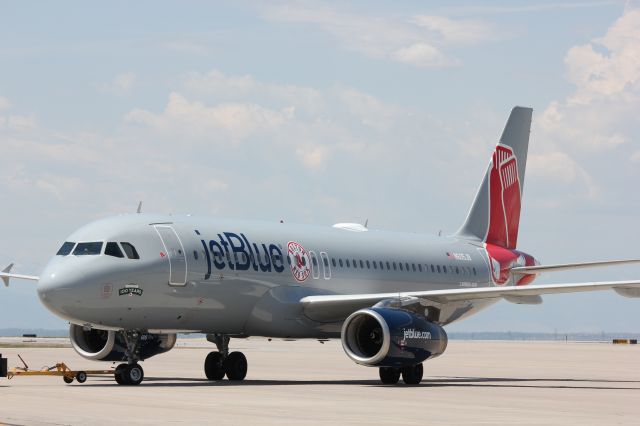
[{"left": 456, "top": 106, "right": 532, "bottom": 249}]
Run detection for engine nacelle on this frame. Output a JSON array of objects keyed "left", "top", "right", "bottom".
[
  {"left": 69, "top": 324, "right": 176, "bottom": 361},
  {"left": 341, "top": 307, "right": 447, "bottom": 367}
]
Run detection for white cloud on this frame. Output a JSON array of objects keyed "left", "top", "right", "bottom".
[
  {"left": 528, "top": 151, "right": 598, "bottom": 198},
  {"left": 0, "top": 96, "right": 10, "bottom": 110},
  {"left": 411, "top": 15, "right": 496, "bottom": 44},
  {"left": 262, "top": 4, "right": 496, "bottom": 67},
  {"left": 7, "top": 115, "right": 36, "bottom": 131},
  {"left": 99, "top": 72, "right": 137, "bottom": 94},
  {"left": 125, "top": 92, "right": 295, "bottom": 140},
  {"left": 393, "top": 43, "right": 450, "bottom": 68},
  {"left": 536, "top": 7, "right": 640, "bottom": 152}
]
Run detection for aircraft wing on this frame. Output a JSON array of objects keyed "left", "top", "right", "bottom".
[
  {"left": 0, "top": 263, "right": 39, "bottom": 286},
  {"left": 300, "top": 280, "right": 640, "bottom": 323}
]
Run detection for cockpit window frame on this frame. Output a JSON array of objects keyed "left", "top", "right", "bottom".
[
  {"left": 120, "top": 242, "right": 140, "bottom": 260},
  {"left": 72, "top": 241, "right": 105, "bottom": 256},
  {"left": 105, "top": 241, "right": 125, "bottom": 258},
  {"left": 56, "top": 241, "right": 76, "bottom": 256}
]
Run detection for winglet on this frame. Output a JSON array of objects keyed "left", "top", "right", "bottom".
[{"left": 2, "top": 263, "right": 14, "bottom": 287}]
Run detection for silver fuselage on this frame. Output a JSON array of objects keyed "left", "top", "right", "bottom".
[{"left": 37, "top": 214, "right": 520, "bottom": 338}]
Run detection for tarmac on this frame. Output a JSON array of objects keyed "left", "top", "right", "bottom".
[{"left": 0, "top": 338, "right": 638, "bottom": 425}]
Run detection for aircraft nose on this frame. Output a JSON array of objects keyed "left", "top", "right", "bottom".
[{"left": 37, "top": 259, "right": 88, "bottom": 321}]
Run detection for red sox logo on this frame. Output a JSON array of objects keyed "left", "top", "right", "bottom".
[
  {"left": 288, "top": 241, "right": 311, "bottom": 282},
  {"left": 487, "top": 144, "right": 521, "bottom": 250}
]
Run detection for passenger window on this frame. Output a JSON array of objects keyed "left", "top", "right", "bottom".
[
  {"left": 405, "top": 263, "right": 410, "bottom": 271},
  {"left": 332, "top": 258, "right": 336, "bottom": 267},
  {"left": 323, "top": 257, "right": 329, "bottom": 267},
  {"left": 56, "top": 241, "right": 75, "bottom": 256},
  {"left": 120, "top": 242, "right": 140, "bottom": 260},
  {"left": 386, "top": 261, "right": 391, "bottom": 270},
  {"left": 412, "top": 263, "right": 416, "bottom": 272},
  {"left": 437, "top": 265, "right": 441, "bottom": 273},
  {"left": 366, "top": 260, "right": 370, "bottom": 269},
  {"left": 105, "top": 242, "right": 124, "bottom": 258},
  {"left": 443, "top": 266, "right": 447, "bottom": 273},
  {"left": 353, "top": 259, "right": 357, "bottom": 269},
  {"left": 399, "top": 263, "right": 404, "bottom": 271},
  {"left": 73, "top": 242, "right": 103, "bottom": 256},
  {"left": 418, "top": 264, "right": 422, "bottom": 272},
  {"left": 373, "top": 261, "right": 377, "bottom": 270},
  {"left": 473, "top": 267, "right": 477, "bottom": 275},
  {"left": 339, "top": 259, "right": 343, "bottom": 267},
  {"left": 193, "top": 250, "right": 199, "bottom": 260},
  {"left": 393, "top": 262, "right": 397, "bottom": 270},
  {"left": 346, "top": 259, "right": 350, "bottom": 267}
]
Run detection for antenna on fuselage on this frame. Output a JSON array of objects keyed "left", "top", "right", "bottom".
[
  {"left": 364, "top": 219, "right": 369, "bottom": 228},
  {"left": 136, "top": 201, "right": 143, "bottom": 214}
]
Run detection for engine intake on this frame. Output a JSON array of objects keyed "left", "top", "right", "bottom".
[
  {"left": 341, "top": 308, "right": 447, "bottom": 367},
  {"left": 69, "top": 324, "right": 176, "bottom": 361}
]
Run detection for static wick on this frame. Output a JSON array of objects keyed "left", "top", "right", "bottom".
[{"left": 136, "top": 201, "right": 143, "bottom": 214}]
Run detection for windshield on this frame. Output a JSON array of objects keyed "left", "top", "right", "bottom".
[
  {"left": 73, "top": 242, "right": 103, "bottom": 256},
  {"left": 56, "top": 242, "right": 76, "bottom": 256}
]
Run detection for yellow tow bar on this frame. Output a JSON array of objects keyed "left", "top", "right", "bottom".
[{"left": 6, "top": 354, "right": 114, "bottom": 384}]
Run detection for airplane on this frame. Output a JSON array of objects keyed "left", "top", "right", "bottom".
[{"left": 2, "top": 106, "right": 639, "bottom": 386}]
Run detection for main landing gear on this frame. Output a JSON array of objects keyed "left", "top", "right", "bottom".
[
  {"left": 114, "top": 331, "right": 145, "bottom": 386},
  {"left": 204, "top": 334, "right": 247, "bottom": 381},
  {"left": 379, "top": 363, "right": 423, "bottom": 385}
]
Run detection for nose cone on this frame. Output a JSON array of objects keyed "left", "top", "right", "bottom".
[{"left": 37, "top": 257, "right": 89, "bottom": 322}]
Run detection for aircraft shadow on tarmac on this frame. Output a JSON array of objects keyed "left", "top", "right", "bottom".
[{"left": 77, "top": 376, "right": 640, "bottom": 390}]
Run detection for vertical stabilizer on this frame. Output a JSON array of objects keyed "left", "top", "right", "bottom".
[{"left": 456, "top": 106, "right": 532, "bottom": 249}]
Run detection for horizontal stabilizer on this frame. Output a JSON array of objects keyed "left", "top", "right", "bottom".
[
  {"left": 511, "top": 258, "right": 640, "bottom": 275},
  {"left": 0, "top": 263, "right": 39, "bottom": 287}
]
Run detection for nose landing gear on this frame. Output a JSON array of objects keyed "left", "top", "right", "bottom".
[
  {"left": 204, "top": 334, "right": 248, "bottom": 381},
  {"left": 114, "top": 331, "right": 145, "bottom": 385}
]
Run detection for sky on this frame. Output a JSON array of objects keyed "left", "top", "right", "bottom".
[{"left": 1, "top": 0, "right": 639, "bottom": 333}]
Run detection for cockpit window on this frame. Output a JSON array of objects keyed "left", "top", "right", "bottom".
[
  {"left": 105, "top": 242, "right": 124, "bottom": 258},
  {"left": 73, "top": 242, "right": 103, "bottom": 256},
  {"left": 120, "top": 242, "right": 140, "bottom": 260},
  {"left": 56, "top": 242, "right": 75, "bottom": 256}
]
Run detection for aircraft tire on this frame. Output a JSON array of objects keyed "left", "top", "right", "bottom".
[
  {"left": 126, "top": 363, "right": 144, "bottom": 385},
  {"left": 224, "top": 352, "right": 247, "bottom": 381},
  {"left": 401, "top": 363, "right": 423, "bottom": 385},
  {"left": 204, "top": 351, "right": 225, "bottom": 380},
  {"left": 379, "top": 367, "right": 401, "bottom": 384},
  {"left": 114, "top": 363, "right": 128, "bottom": 385}
]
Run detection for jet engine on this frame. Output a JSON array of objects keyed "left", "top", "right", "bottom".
[
  {"left": 341, "top": 307, "right": 447, "bottom": 367},
  {"left": 69, "top": 324, "right": 176, "bottom": 361}
]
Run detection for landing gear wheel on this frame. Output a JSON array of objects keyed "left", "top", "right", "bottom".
[
  {"left": 63, "top": 376, "right": 74, "bottom": 384},
  {"left": 76, "top": 371, "right": 87, "bottom": 383},
  {"left": 114, "top": 363, "right": 128, "bottom": 385},
  {"left": 401, "top": 363, "right": 423, "bottom": 385},
  {"left": 379, "top": 367, "right": 401, "bottom": 384},
  {"left": 224, "top": 352, "right": 247, "bottom": 381},
  {"left": 204, "top": 351, "right": 226, "bottom": 380},
  {"left": 126, "top": 363, "right": 144, "bottom": 385}
]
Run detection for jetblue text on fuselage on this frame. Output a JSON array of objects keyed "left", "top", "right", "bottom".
[{"left": 196, "top": 231, "right": 285, "bottom": 279}]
